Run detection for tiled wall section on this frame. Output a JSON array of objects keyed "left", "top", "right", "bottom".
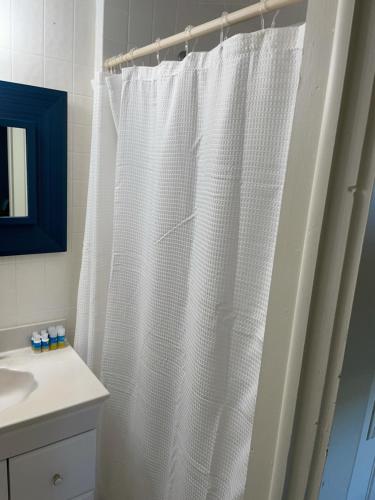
[
  {"left": 103, "top": 0, "right": 307, "bottom": 63},
  {"left": 0, "top": 0, "right": 96, "bottom": 339}
]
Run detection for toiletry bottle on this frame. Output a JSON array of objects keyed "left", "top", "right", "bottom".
[
  {"left": 33, "top": 333, "right": 42, "bottom": 353},
  {"left": 41, "top": 331, "right": 50, "bottom": 352},
  {"left": 48, "top": 326, "right": 58, "bottom": 350},
  {"left": 57, "top": 325, "right": 66, "bottom": 348},
  {"left": 31, "top": 331, "right": 39, "bottom": 350}
]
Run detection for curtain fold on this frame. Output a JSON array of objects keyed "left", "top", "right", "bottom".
[
  {"left": 75, "top": 25, "right": 304, "bottom": 500},
  {"left": 75, "top": 73, "right": 117, "bottom": 376}
]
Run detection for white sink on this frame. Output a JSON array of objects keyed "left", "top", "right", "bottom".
[
  {"left": 0, "top": 346, "right": 109, "bottom": 442},
  {"left": 0, "top": 368, "right": 37, "bottom": 412}
]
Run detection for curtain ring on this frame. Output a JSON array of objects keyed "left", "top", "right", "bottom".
[
  {"left": 120, "top": 46, "right": 128, "bottom": 69},
  {"left": 155, "top": 37, "right": 161, "bottom": 65},
  {"left": 121, "top": 59, "right": 128, "bottom": 70},
  {"left": 115, "top": 55, "right": 121, "bottom": 73},
  {"left": 110, "top": 57, "right": 115, "bottom": 74},
  {"left": 220, "top": 11, "right": 229, "bottom": 45},
  {"left": 184, "top": 25, "right": 193, "bottom": 55},
  {"left": 271, "top": 9, "right": 280, "bottom": 28},
  {"left": 116, "top": 54, "right": 123, "bottom": 73},
  {"left": 129, "top": 47, "right": 137, "bottom": 66},
  {"left": 259, "top": 0, "right": 267, "bottom": 30}
]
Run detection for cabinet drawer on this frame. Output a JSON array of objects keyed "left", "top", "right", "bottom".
[{"left": 9, "top": 430, "right": 96, "bottom": 500}]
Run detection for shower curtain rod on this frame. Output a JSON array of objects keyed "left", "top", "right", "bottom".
[{"left": 104, "top": 0, "right": 303, "bottom": 70}]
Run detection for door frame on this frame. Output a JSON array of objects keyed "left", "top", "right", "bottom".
[
  {"left": 244, "top": 0, "right": 375, "bottom": 498},
  {"left": 284, "top": 0, "right": 375, "bottom": 497}
]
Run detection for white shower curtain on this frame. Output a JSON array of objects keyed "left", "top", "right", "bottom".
[{"left": 75, "top": 26, "right": 304, "bottom": 500}]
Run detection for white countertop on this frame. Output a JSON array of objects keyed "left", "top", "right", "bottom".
[{"left": 0, "top": 346, "right": 109, "bottom": 433}]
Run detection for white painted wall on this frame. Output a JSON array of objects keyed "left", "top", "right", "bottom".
[
  {"left": 102, "top": 0, "right": 307, "bottom": 64},
  {"left": 0, "top": 0, "right": 96, "bottom": 341}
]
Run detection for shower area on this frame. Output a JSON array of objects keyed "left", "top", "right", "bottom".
[{"left": 74, "top": 1, "right": 374, "bottom": 499}]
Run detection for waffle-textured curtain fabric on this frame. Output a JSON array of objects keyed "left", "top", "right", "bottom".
[{"left": 75, "top": 25, "right": 304, "bottom": 500}]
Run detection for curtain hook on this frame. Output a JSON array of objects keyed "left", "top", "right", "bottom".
[
  {"left": 115, "top": 55, "right": 121, "bottom": 74},
  {"left": 129, "top": 47, "right": 137, "bottom": 67},
  {"left": 155, "top": 37, "right": 161, "bottom": 65},
  {"left": 271, "top": 9, "right": 280, "bottom": 28},
  {"left": 184, "top": 25, "right": 193, "bottom": 55},
  {"left": 110, "top": 58, "right": 115, "bottom": 74},
  {"left": 121, "top": 45, "right": 129, "bottom": 69},
  {"left": 220, "top": 11, "right": 229, "bottom": 45},
  {"left": 259, "top": 0, "right": 267, "bottom": 30}
]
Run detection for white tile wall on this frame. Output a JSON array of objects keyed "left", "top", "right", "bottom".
[
  {"left": 103, "top": 0, "right": 307, "bottom": 62},
  {"left": 0, "top": 0, "right": 96, "bottom": 337},
  {"left": 0, "top": 1, "right": 11, "bottom": 49},
  {"left": 74, "top": 0, "right": 96, "bottom": 65},
  {"left": 13, "top": 53, "right": 44, "bottom": 86},
  {"left": 0, "top": 48, "right": 11, "bottom": 80},
  {"left": 45, "top": 0, "right": 74, "bottom": 61},
  {"left": 45, "top": 58, "right": 73, "bottom": 92},
  {"left": 12, "top": 0, "right": 44, "bottom": 55}
]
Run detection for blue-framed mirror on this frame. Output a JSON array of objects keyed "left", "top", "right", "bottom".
[{"left": 0, "top": 80, "right": 67, "bottom": 256}]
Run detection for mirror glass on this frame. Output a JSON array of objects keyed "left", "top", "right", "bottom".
[{"left": 0, "top": 125, "right": 28, "bottom": 217}]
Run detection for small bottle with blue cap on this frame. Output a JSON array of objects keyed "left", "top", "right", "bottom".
[
  {"left": 48, "top": 326, "right": 58, "bottom": 350},
  {"left": 31, "top": 332, "right": 42, "bottom": 353},
  {"left": 56, "top": 325, "right": 66, "bottom": 348},
  {"left": 41, "top": 330, "right": 50, "bottom": 352}
]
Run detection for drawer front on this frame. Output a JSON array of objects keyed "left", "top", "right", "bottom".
[
  {"left": 9, "top": 430, "right": 96, "bottom": 500},
  {"left": 0, "top": 461, "right": 7, "bottom": 500}
]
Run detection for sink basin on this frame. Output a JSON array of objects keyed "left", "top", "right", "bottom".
[{"left": 0, "top": 368, "right": 37, "bottom": 412}]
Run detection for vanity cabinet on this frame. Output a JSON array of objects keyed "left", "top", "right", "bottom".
[
  {"left": 8, "top": 430, "right": 96, "bottom": 500},
  {"left": 0, "top": 346, "right": 108, "bottom": 500}
]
